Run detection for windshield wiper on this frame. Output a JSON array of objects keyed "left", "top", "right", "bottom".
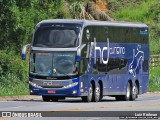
[{"left": 55, "top": 72, "right": 73, "bottom": 79}]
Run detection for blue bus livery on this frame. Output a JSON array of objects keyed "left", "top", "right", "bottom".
[{"left": 22, "top": 19, "right": 149, "bottom": 102}]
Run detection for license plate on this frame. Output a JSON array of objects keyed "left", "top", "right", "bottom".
[{"left": 48, "top": 90, "right": 56, "bottom": 94}]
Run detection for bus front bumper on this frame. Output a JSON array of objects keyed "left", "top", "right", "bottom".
[{"left": 29, "top": 82, "right": 81, "bottom": 97}]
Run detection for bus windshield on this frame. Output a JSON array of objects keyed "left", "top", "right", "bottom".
[
  {"left": 33, "top": 26, "right": 80, "bottom": 48},
  {"left": 30, "top": 52, "right": 78, "bottom": 76}
]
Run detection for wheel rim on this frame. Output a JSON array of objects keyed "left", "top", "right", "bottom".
[
  {"left": 95, "top": 84, "right": 100, "bottom": 101},
  {"left": 132, "top": 84, "right": 138, "bottom": 97},
  {"left": 89, "top": 84, "right": 93, "bottom": 101}
]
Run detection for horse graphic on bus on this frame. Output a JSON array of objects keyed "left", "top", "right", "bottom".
[{"left": 129, "top": 45, "right": 144, "bottom": 77}]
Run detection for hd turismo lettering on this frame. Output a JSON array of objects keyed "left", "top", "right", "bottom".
[{"left": 94, "top": 38, "right": 125, "bottom": 64}]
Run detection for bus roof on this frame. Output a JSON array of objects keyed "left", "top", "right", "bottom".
[{"left": 37, "top": 19, "right": 148, "bottom": 28}]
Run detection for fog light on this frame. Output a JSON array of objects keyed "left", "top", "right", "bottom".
[
  {"left": 30, "top": 90, "right": 33, "bottom": 93},
  {"left": 72, "top": 90, "right": 77, "bottom": 94}
]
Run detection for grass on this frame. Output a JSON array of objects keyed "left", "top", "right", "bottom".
[
  {"left": 0, "top": 51, "right": 29, "bottom": 96},
  {"left": 114, "top": 0, "right": 157, "bottom": 23},
  {"left": 149, "top": 66, "right": 160, "bottom": 91},
  {"left": 0, "top": 73, "right": 29, "bottom": 96}
]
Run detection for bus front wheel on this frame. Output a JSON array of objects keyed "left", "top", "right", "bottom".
[
  {"left": 51, "top": 97, "right": 59, "bottom": 102},
  {"left": 81, "top": 83, "right": 93, "bottom": 102},
  {"left": 42, "top": 96, "right": 50, "bottom": 102}
]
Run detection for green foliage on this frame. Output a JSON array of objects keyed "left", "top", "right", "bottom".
[
  {"left": 0, "top": 73, "right": 29, "bottom": 96},
  {"left": 113, "top": 0, "right": 157, "bottom": 23},
  {"left": 69, "top": 1, "right": 84, "bottom": 19},
  {"left": 149, "top": 66, "right": 160, "bottom": 91},
  {"left": 0, "top": 50, "right": 29, "bottom": 95},
  {"left": 108, "top": 0, "right": 142, "bottom": 12},
  {"left": 0, "top": 50, "right": 27, "bottom": 79},
  {"left": 0, "top": 0, "right": 73, "bottom": 96},
  {"left": 0, "top": 0, "right": 71, "bottom": 52}
]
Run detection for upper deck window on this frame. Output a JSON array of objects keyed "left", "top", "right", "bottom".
[{"left": 33, "top": 25, "right": 81, "bottom": 48}]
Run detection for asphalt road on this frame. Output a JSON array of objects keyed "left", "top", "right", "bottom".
[{"left": 0, "top": 93, "right": 160, "bottom": 120}]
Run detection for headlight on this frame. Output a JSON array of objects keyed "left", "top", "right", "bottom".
[
  {"left": 63, "top": 82, "right": 78, "bottom": 88},
  {"left": 29, "top": 81, "right": 42, "bottom": 88}
]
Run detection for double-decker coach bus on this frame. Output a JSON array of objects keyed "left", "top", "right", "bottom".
[{"left": 22, "top": 19, "right": 149, "bottom": 102}]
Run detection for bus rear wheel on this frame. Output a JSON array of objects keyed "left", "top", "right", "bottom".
[
  {"left": 81, "top": 83, "right": 93, "bottom": 102},
  {"left": 115, "top": 82, "right": 131, "bottom": 101},
  {"left": 93, "top": 83, "right": 101, "bottom": 102},
  {"left": 131, "top": 83, "right": 138, "bottom": 101}
]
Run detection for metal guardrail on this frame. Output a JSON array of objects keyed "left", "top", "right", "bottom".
[{"left": 150, "top": 55, "right": 160, "bottom": 67}]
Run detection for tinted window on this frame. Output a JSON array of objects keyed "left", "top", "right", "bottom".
[
  {"left": 30, "top": 52, "right": 77, "bottom": 76},
  {"left": 108, "top": 27, "right": 148, "bottom": 44},
  {"left": 142, "top": 60, "right": 149, "bottom": 72},
  {"left": 33, "top": 26, "right": 81, "bottom": 48}
]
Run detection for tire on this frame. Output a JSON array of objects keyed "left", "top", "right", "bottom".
[
  {"left": 59, "top": 97, "right": 65, "bottom": 100},
  {"left": 93, "top": 83, "right": 101, "bottom": 102},
  {"left": 99, "top": 90, "right": 103, "bottom": 101},
  {"left": 115, "top": 82, "right": 131, "bottom": 101},
  {"left": 130, "top": 83, "right": 138, "bottom": 101},
  {"left": 51, "top": 97, "right": 59, "bottom": 102},
  {"left": 81, "top": 83, "right": 93, "bottom": 102},
  {"left": 115, "top": 96, "right": 123, "bottom": 101},
  {"left": 100, "top": 95, "right": 103, "bottom": 101},
  {"left": 125, "top": 82, "right": 131, "bottom": 101},
  {"left": 42, "top": 96, "right": 50, "bottom": 102}
]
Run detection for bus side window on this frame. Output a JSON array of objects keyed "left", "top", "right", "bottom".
[
  {"left": 142, "top": 60, "right": 149, "bottom": 72},
  {"left": 107, "top": 58, "right": 127, "bottom": 74}
]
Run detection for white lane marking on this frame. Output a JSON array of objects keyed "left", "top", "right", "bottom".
[{"left": 6, "top": 106, "right": 24, "bottom": 109}]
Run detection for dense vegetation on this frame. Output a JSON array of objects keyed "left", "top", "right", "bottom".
[
  {"left": 0, "top": 0, "right": 160, "bottom": 95},
  {"left": 0, "top": 0, "right": 72, "bottom": 95}
]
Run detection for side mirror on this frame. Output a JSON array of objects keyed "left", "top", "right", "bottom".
[
  {"left": 22, "top": 44, "right": 31, "bottom": 60},
  {"left": 77, "top": 44, "right": 87, "bottom": 62}
]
